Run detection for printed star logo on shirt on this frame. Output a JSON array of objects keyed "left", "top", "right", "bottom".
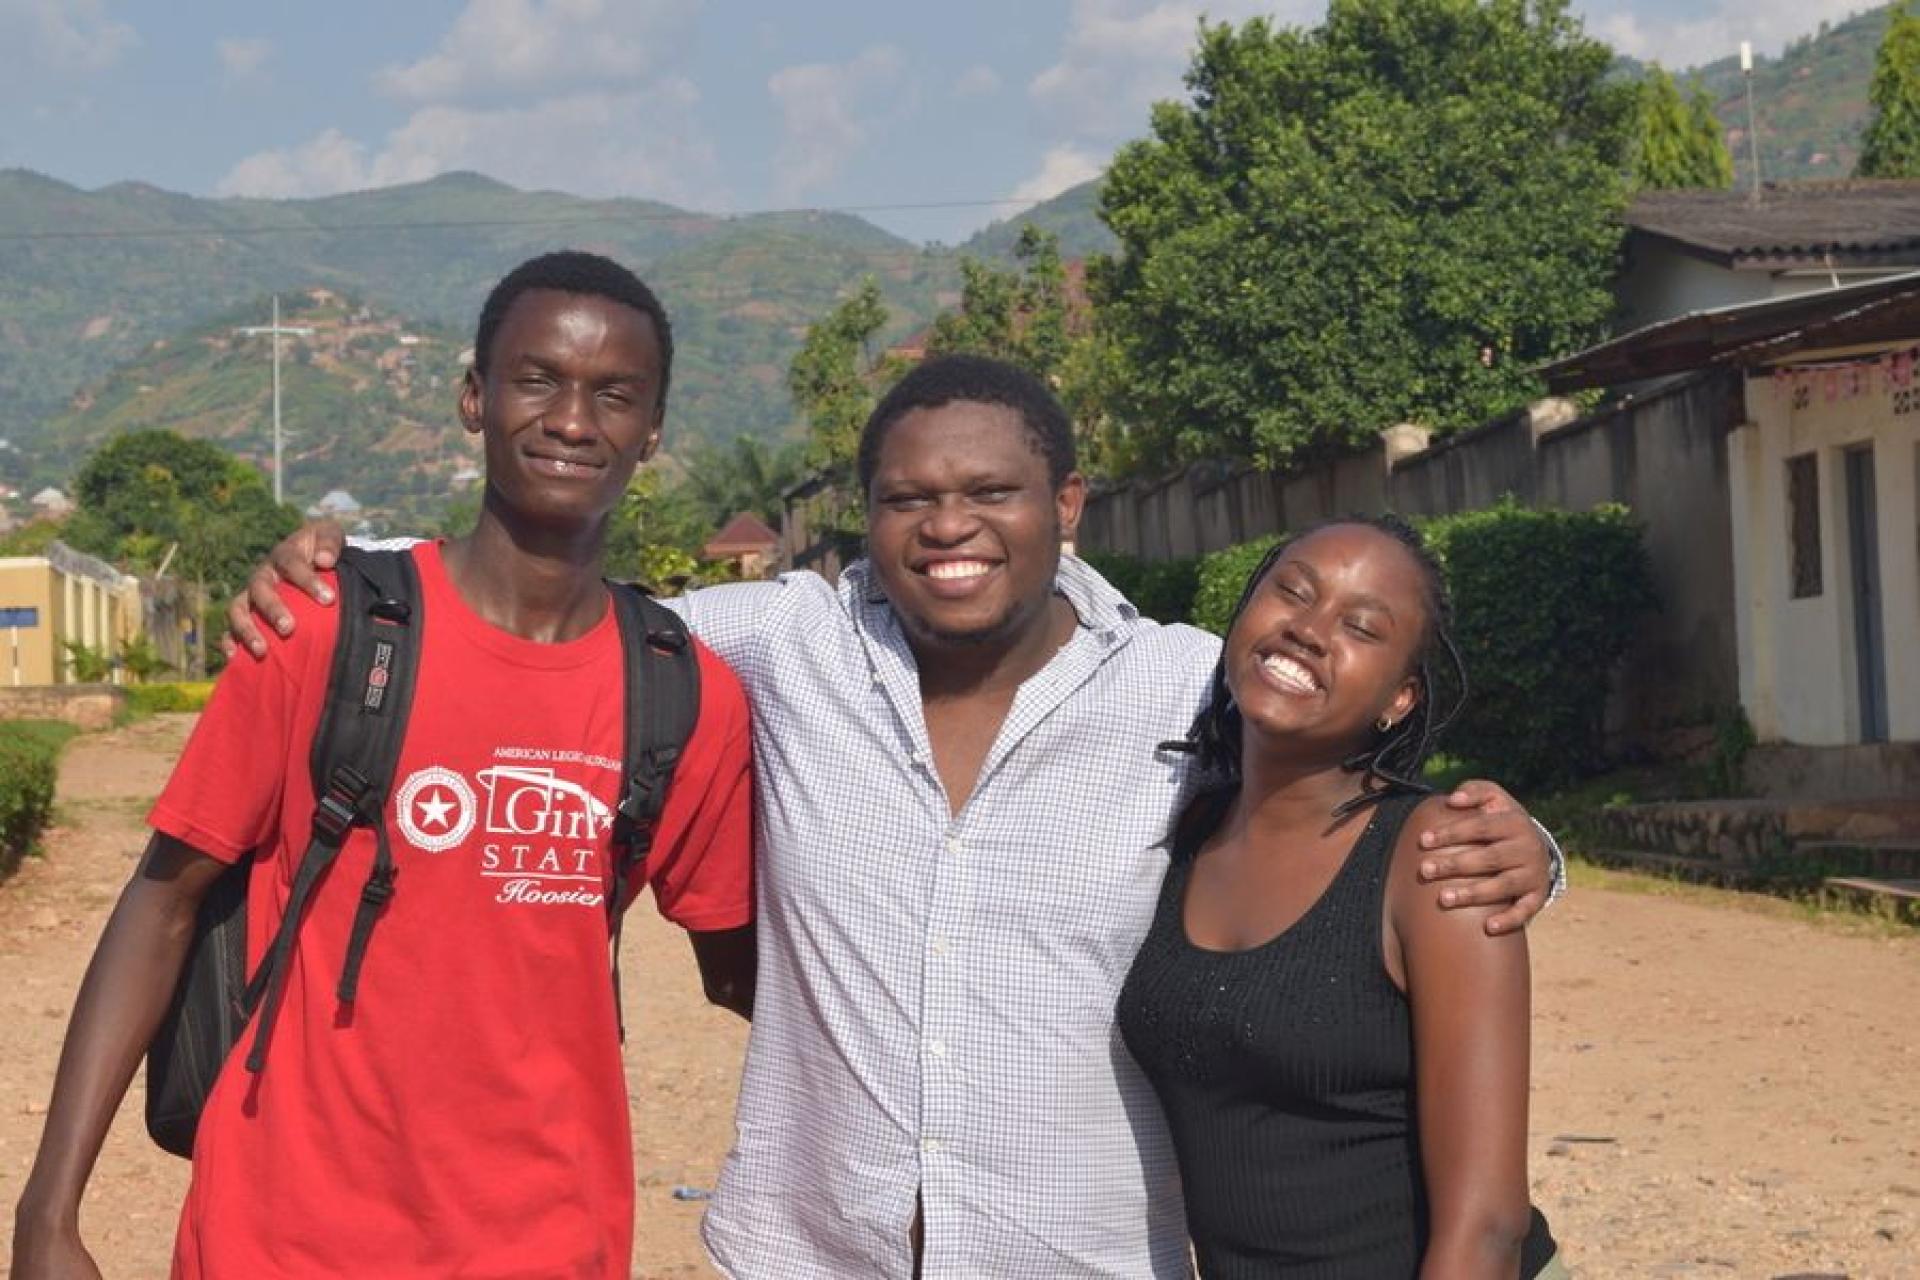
[
  {"left": 394, "top": 767, "right": 477, "bottom": 853},
  {"left": 415, "top": 789, "right": 456, "bottom": 830}
]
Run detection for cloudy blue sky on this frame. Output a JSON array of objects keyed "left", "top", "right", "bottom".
[{"left": 0, "top": 0, "right": 1881, "bottom": 244}]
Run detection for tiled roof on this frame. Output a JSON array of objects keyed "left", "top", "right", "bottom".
[
  {"left": 702, "top": 512, "right": 781, "bottom": 556},
  {"left": 1627, "top": 181, "right": 1920, "bottom": 267}
]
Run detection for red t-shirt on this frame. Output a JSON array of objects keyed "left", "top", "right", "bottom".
[{"left": 149, "top": 541, "right": 753, "bottom": 1279}]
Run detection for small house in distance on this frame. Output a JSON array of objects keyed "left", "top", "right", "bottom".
[
  {"left": 1618, "top": 181, "right": 1920, "bottom": 333},
  {"left": 702, "top": 513, "right": 781, "bottom": 578}
]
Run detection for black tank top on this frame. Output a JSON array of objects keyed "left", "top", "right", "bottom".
[{"left": 1117, "top": 790, "right": 1556, "bottom": 1278}]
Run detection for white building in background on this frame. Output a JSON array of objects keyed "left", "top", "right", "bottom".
[{"left": 1548, "top": 270, "right": 1920, "bottom": 756}]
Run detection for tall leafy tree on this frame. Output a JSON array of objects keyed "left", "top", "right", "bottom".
[
  {"left": 787, "top": 279, "right": 899, "bottom": 473},
  {"left": 1859, "top": 2, "right": 1920, "bottom": 177},
  {"left": 63, "top": 429, "right": 298, "bottom": 593},
  {"left": 679, "top": 436, "right": 807, "bottom": 529},
  {"left": 1633, "top": 66, "right": 1735, "bottom": 189},
  {"left": 1092, "top": 0, "right": 1636, "bottom": 470},
  {"left": 927, "top": 225, "right": 1074, "bottom": 379}
]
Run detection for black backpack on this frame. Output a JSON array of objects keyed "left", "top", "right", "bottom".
[{"left": 144, "top": 546, "right": 700, "bottom": 1158}]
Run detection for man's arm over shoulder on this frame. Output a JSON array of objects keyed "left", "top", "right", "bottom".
[
  {"left": 641, "top": 640, "right": 756, "bottom": 1019},
  {"left": 662, "top": 572, "right": 834, "bottom": 676}
]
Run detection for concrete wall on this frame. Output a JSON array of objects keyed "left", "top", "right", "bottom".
[
  {"left": 1731, "top": 352, "right": 1920, "bottom": 745},
  {"left": 1079, "top": 370, "right": 1746, "bottom": 742},
  {"left": 1079, "top": 450, "right": 1389, "bottom": 560}
]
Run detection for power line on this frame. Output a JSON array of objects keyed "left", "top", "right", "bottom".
[{"left": 0, "top": 196, "right": 1045, "bottom": 244}]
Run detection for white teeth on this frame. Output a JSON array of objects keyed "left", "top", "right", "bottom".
[
  {"left": 1261, "top": 654, "right": 1321, "bottom": 693},
  {"left": 927, "top": 561, "right": 992, "bottom": 581}
]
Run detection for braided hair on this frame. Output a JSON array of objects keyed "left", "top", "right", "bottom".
[{"left": 1164, "top": 514, "right": 1469, "bottom": 820}]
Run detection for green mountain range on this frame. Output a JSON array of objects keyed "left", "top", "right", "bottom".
[{"left": 0, "top": 166, "right": 1128, "bottom": 527}]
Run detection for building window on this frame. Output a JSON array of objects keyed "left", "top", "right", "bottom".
[{"left": 1787, "top": 452, "right": 1822, "bottom": 599}]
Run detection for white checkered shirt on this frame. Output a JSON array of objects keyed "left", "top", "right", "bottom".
[{"left": 676, "top": 555, "right": 1216, "bottom": 1278}]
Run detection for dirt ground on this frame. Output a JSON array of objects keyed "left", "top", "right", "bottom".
[{"left": 2, "top": 715, "right": 1916, "bottom": 1278}]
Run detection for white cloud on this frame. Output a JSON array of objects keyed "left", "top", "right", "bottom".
[
  {"left": 1029, "top": 0, "right": 1296, "bottom": 142},
  {"left": 1576, "top": 0, "right": 1869, "bottom": 70},
  {"left": 954, "top": 64, "right": 1002, "bottom": 97},
  {"left": 1010, "top": 144, "right": 1104, "bottom": 203},
  {"left": 767, "top": 44, "right": 905, "bottom": 203},
  {"left": 377, "top": 0, "right": 698, "bottom": 104},
  {"left": 0, "top": 0, "right": 137, "bottom": 72},
  {"left": 215, "top": 82, "right": 720, "bottom": 207},
  {"left": 216, "top": 36, "right": 272, "bottom": 80}
]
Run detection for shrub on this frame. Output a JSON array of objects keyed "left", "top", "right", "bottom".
[
  {"left": 0, "top": 720, "right": 72, "bottom": 880},
  {"left": 1422, "top": 499, "right": 1657, "bottom": 789},
  {"left": 125, "top": 681, "right": 216, "bottom": 715},
  {"left": 1191, "top": 536, "right": 1282, "bottom": 636},
  {"left": 1080, "top": 552, "right": 1203, "bottom": 625}
]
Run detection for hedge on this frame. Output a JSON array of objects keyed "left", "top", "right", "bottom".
[
  {"left": 1191, "top": 537, "right": 1282, "bottom": 636},
  {"left": 125, "top": 681, "right": 217, "bottom": 715},
  {"left": 1424, "top": 500, "right": 1657, "bottom": 788},
  {"left": 0, "top": 720, "right": 73, "bottom": 880},
  {"left": 1190, "top": 500, "right": 1657, "bottom": 788},
  {"left": 1080, "top": 552, "right": 1203, "bottom": 625}
]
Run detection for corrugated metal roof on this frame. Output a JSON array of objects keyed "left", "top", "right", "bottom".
[
  {"left": 1627, "top": 181, "right": 1920, "bottom": 267},
  {"left": 1539, "top": 270, "right": 1920, "bottom": 392}
]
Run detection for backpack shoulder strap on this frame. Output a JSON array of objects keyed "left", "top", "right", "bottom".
[
  {"left": 606, "top": 583, "right": 701, "bottom": 901},
  {"left": 239, "top": 545, "right": 423, "bottom": 1072},
  {"left": 605, "top": 583, "right": 701, "bottom": 1042}
]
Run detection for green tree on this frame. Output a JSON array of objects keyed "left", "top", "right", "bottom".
[
  {"left": 603, "top": 469, "right": 712, "bottom": 592},
  {"left": 1859, "top": 3, "right": 1920, "bottom": 177},
  {"left": 788, "top": 279, "right": 900, "bottom": 473},
  {"left": 63, "top": 429, "right": 298, "bottom": 595},
  {"left": 1632, "top": 66, "right": 1735, "bottom": 189},
  {"left": 927, "top": 225, "right": 1073, "bottom": 379},
  {"left": 1092, "top": 0, "right": 1636, "bottom": 471},
  {"left": 678, "top": 436, "right": 807, "bottom": 531}
]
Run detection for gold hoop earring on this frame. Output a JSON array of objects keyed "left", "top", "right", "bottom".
[{"left": 1376, "top": 715, "right": 1394, "bottom": 732}]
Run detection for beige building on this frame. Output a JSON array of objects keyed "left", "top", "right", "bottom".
[
  {"left": 0, "top": 541, "right": 144, "bottom": 686},
  {"left": 1548, "top": 271, "right": 1920, "bottom": 754}
]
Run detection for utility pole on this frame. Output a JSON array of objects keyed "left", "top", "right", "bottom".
[
  {"left": 236, "top": 296, "right": 315, "bottom": 505},
  {"left": 1741, "top": 41, "right": 1763, "bottom": 202}
]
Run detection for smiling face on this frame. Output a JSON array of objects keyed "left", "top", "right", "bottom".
[
  {"left": 864, "top": 399, "right": 1085, "bottom": 654},
  {"left": 460, "top": 288, "right": 664, "bottom": 532},
  {"left": 1224, "top": 523, "right": 1432, "bottom": 766}
]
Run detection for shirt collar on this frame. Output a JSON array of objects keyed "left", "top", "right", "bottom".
[{"left": 838, "top": 551, "right": 1139, "bottom": 649}]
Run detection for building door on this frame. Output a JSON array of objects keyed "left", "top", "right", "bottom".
[{"left": 1844, "top": 445, "right": 1888, "bottom": 743}]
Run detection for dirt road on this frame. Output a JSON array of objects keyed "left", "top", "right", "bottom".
[{"left": 2, "top": 717, "right": 1915, "bottom": 1277}]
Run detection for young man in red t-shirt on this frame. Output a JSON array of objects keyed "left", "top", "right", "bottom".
[{"left": 12, "top": 252, "right": 756, "bottom": 1279}]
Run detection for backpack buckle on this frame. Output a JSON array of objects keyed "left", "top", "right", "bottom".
[{"left": 314, "top": 765, "right": 372, "bottom": 843}]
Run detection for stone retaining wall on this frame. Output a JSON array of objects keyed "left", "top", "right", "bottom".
[{"left": 0, "top": 685, "right": 126, "bottom": 731}]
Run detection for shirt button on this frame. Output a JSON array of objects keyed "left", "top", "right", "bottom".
[
  {"left": 930, "top": 934, "right": 949, "bottom": 956},
  {"left": 927, "top": 1038, "right": 947, "bottom": 1058},
  {"left": 911, "top": 750, "right": 931, "bottom": 768},
  {"left": 921, "top": 1137, "right": 943, "bottom": 1155},
  {"left": 943, "top": 836, "right": 962, "bottom": 855}
]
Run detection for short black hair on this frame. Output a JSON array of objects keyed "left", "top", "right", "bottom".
[
  {"left": 472, "top": 250, "right": 674, "bottom": 405},
  {"left": 857, "top": 354, "right": 1076, "bottom": 493},
  {"left": 1165, "top": 513, "right": 1469, "bottom": 820}
]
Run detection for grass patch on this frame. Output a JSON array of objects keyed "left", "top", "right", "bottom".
[
  {"left": 124, "top": 681, "right": 215, "bottom": 716},
  {"left": 1564, "top": 855, "right": 1917, "bottom": 939}
]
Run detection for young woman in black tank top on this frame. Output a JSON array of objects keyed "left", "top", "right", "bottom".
[{"left": 1117, "top": 517, "right": 1563, "bottom": 1278}]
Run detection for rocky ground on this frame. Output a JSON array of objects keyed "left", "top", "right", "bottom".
[{"left": 2, "top": 715, "right": 1914, "bottom": 1277}]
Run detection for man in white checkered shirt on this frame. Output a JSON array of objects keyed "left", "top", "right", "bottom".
[{"left": 235, "top": 355, "right": 1562, "bottom": 1279}]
